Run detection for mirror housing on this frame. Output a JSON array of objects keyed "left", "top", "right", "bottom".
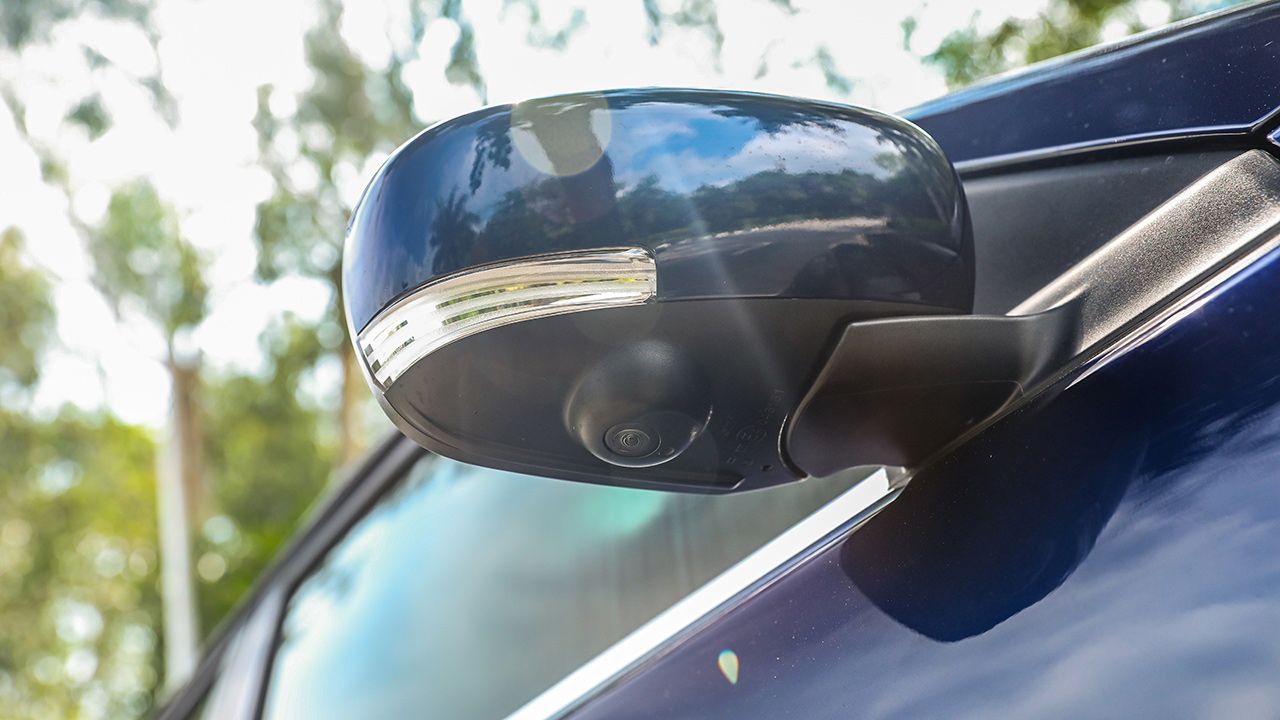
[{"left": 344, "top": 88, "right": 976, "bottom": 492}]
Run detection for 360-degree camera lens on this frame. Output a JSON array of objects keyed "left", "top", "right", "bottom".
[
  {"left": 604, "top": 423, "right": 659, "bottom": 458},
  {"left": 566, "top": 342, "right": 710, "bottom": 468}
]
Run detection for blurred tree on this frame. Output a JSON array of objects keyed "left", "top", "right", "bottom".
[
  {"left": 251, "top": 0, "right": 418, "bottom": 470},
  {"left": 90, "top": 180, "right": 208, "bottom": 689},
  {"left": 3, "top": 0, "right": 351, "bottom": 686},
  {"left": 0, "top": 228, "right": 163, "bottom": 720},
  {"left": 1, "top": 0, "right": 146, "bottom": 50},
  {"left": 910, "top": 0, "right": 1244, "bottom": 89},
  {"left": 0, "top": 411, "right": 162, "bottom": 720},
  {"left": 0, "top": 0, "right": 199, "bottom": 690},
  {"left": 1, "top": 0, "right": 176, "bottom": 141},
  {"left": 0, "top": 228, "right": 54, "bottom": 404},
  {"left": 90, "top": 184, "right": 209, "bottom": 490},
  {"left": 196, "top": 316, "right": 334, "bottom": 634}
]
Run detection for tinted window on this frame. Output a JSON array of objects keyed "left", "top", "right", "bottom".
[{"left": 262, "top": 455, "right": 868, "bottom": 719}]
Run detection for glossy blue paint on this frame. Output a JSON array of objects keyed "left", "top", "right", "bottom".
[
  {"left": 905, "top": 2, "right": 1280, "bottom": 166},
  {"left": 572, "top": 244, "right": 1280, "bottom": 717},
  {"left": 342, "top": 89, "right": 972, "bottom": 332}
]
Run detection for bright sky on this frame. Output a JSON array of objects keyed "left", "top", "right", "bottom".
[{"left": 1, "top": 0, "right": 1166, "bottom": 428}]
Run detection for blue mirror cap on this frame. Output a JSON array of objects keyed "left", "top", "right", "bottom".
[{"left": 343, "top": 88, "right": 974, "bottom": 334}]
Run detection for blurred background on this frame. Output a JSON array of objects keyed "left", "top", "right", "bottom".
[{"left": 0, "top": 0, "right": 1245, "bottom": 717}]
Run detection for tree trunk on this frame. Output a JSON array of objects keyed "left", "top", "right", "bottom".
[
  {"left": 157, "top": 350, "right": 202, "bottom": 690},
  {"left": 334, "top": 272, "right": 364, "bottom": 472},
  {"left": 170, "top": 356, "right": 207, "bottom": 520},
  {"left": 338, "top": 342, "right": 364, "bottom": 469}
]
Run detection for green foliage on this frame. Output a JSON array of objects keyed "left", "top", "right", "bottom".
[
  {"left": 252, "top": 0, "right": 426, "bottom": 466},
  {"left": 66, "top": 95, "right": 110, "bottom": 140},
  {"left": 505, "top": 0, "right": 586, "bottom": 50},
  {"left": 0, "top": 0, "right": 148, "bottom": 49},
  {"left": 814, "top": 46, "right": 853, "bottom": 95},
  {"left": 1, "top": 0, "right": 172, "bottom": 138},
  {"left": 90, "top": 181, "right": 208, "bottom": 342},
  {"left": 0, "top": 226, "right": 162, "bottom": 719},
  {"left": 0, "top": 409, "right": 162, "bottom": 720},
  {"left": 917, "top": 0, "right": 1245, "bottom": 89},
  {"left": 0, "top": 228, "right": 54, "bottom": 397},
  {"left": 642, "top": 0, "right": 724, "bottom": 58},
  {"left": 196, "top": 316, "right": 334, "bottom": 635},
  {"left": 253, "top": 0, "right": 416, "bottom": 290}
]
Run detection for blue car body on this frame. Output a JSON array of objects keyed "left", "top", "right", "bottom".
[
  {"left": 568, "top": 5, "right": 1280, "bottom": 716},
  {"left": 162, "top": 3, "right": 1280, "bottom": 718},
  {"left": 908, "top": 1, "right": 1280, "bottom": 167}
]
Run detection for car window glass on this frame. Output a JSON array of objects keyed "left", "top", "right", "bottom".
[{"left": 261, "top": 455, "right": 871, "bottom": 719}]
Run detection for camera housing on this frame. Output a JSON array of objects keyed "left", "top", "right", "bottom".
[{"left": 565, "top": 340, "right": 711, "bottom": 468}]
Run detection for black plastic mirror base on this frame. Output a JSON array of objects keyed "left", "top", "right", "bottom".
[
  {"left": 381, "top": 297, "right": 961, "bottom": 494},
  {"left": 785, "top": 302, "right": 1080, "bottom": 478}
]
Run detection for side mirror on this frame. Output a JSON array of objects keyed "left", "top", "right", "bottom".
[{"left": 343, "top": 88, "right": 1070, "bottom": 492}]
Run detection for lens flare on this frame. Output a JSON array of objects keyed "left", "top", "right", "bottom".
[
  {"left": 511, "top": 93, "right": 612, "bottom": 178},
  {"left": 717, "top": 649, "right": 739, "bottom": 685}
]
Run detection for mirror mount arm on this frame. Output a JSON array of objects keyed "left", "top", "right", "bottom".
[
  {"left": 784, "top": 300, "right": 1082, "bottom": 478},
  {"left": 786, "top": 150, "right": 1280, "bottom": 480}
]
